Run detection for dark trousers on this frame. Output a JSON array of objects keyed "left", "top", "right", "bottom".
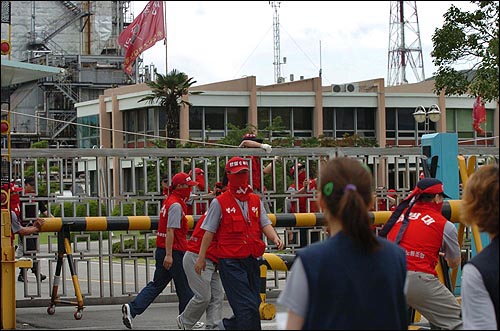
[
  {"left": 128, "top": 248, "right": 193, "bottom": 317},
  {"left": 218, "top": 256, "right": 261, "bottom": 330}
]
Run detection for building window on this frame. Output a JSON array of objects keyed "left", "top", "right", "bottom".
[
  {"left": 257, "top": 107, "right": 313, "bottom": 138},
  {"left": 189, "top": 106, "right": 248, "bottom": 140},
  {"left": 386, "top": 107, "right": 424, "bottom": 145},
  {"left": 77, "top": 115, "right": 100, "bottom": 148},
  {"left": 446, "top": 108, "right": 494, "bottom": 145},
  {"left": 322, "top": 107, "right": 375, "bottom": 138},
  {"left": 124, "top": 107, "right": 160, "bottom": 148}
]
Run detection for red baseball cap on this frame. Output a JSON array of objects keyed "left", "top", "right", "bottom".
[
  {"left": 226, "top": 157, "right": 249, "bottom": 174},
  {"left": 241, "top": 133, "right": 263, "bottom": 143},
  {"left": 289, "top": 163, "right": 305, "bottom": 177},
  {"left": 171, "top": 172, "right": 198, "bottom": 187},
  {"left": 188, "top": 168, "right": 204, "bottom": 177}
]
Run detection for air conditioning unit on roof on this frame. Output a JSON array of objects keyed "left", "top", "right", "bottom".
[
  {"left": 345, "top": 83, "right": 359, "bottom": 93},
  {"left": 331, "top": 84, "right": 345, "bottom": 93}
]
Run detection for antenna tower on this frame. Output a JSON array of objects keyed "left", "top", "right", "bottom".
[
  {"left": 387, "top": 1, "right": 425, "bottom": 86},
  {"left": 269, "top": 1, "right": 284, "bottom": 83}
]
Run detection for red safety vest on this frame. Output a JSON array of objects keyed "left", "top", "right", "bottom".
[
  {"left": 156, "top": 193, "right": 189, "bottom": 252},
  {"left": 187, "top": 213, "right": 218, "bottom": 263},
  {"left": 215, "top": 191, "right": 266, "bottom": 259},
  {"left": 387, "top": 202, "right": 446, "bottom": 276}
]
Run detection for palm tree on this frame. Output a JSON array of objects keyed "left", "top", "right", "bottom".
[{"left": 139, "top": 69, "right": 201, "bottom": 148}]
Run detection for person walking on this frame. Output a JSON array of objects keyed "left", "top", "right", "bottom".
[
  {"left": 122, "top": 172, "right": 197, "bottom": 329},
  {"left": 460, "top": 164, "right": 498, "bottom": 330},
  {"left": 379, "top": 177, "right": 463, "bottom": 330},
  {"left": 4, "top": 182, "right": 45, "bottom": 251},
  {"left": 194, "top": 156, "right": 284, "bottom": 330},
  {"left": 277, "top": 157, "right": 408, "bottom": 330},
  {"left": 17, "top": 177, "right": 50, "bottom": 282},
  {"left": 177, "top": 211, "right": 224, "bottom": 330}
]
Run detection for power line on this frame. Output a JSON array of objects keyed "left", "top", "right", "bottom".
[{"left": 1, "top": 109, "right": 237, "bottom": 148}]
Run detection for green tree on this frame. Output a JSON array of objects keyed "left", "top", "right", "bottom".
[
  {"left": 431, "top": 1, "right": 499, "bottom": 102},
  {"left": 139, "top": 70, "right": 202, "bottom": 148}
]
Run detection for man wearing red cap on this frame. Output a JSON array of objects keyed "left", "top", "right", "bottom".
[
  {"left": 194, "top": 156, "right": 284, "bottom": 330},
  {"left": 122, "top": 172, "right": 197, "bottom": 329},
  {"left": 3, "top": 182, "right": 45, "bottom": 248},
  {"left": 379, "top": 178, "right": 462, "bottom": 330},
  {"left": 186, "top": 167, "right": 212, "bottom": 216},
  {"left": 285, "top": 162, "right": 320, "bottom": 247}
]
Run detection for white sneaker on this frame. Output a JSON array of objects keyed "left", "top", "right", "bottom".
[
  {"left": 122, "top": 303, "right": 133, "bottom": 329},
  {"left": 176, "top": 315, "right": 186, "bottom": 330},
  {"left": 193, "top": 321, "right": 205, "bottom": 329}
]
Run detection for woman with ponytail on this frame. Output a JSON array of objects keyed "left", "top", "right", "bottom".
[{"left": 277, "top": 157, "right": 408, "bottom": 330}]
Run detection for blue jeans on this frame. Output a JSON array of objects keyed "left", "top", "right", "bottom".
[
  {"left": 128, "top": 248, "right": 193, "bottom": 317},
  {"left": 218, "top": 256, "right": 261, "bottom": 330}
]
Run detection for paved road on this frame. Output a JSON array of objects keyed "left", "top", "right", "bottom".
[{"left": 15, "top": 297, "right": 285, "bottom": 330}]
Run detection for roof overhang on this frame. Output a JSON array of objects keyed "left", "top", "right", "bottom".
[{"left": 1, "top": 58, "right": 63, "bottom": 87}]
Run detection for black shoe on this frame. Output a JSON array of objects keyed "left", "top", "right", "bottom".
[
  {"left": 18, "top": 274, "right": 24, "bottom": 282},
  {"left": 35, "top": 273, "right": 47, "bottom": 282}
]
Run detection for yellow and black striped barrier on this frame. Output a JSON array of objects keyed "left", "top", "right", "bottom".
[{"left": 37, "top": 200, "right": 462, "bottom": 233}]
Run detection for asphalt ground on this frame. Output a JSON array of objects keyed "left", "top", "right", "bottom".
[{"left": 14, "top": 296, "right": 285, "bottom": 330}]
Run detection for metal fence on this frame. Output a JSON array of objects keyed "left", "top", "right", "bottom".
[{"left": 10, "top": 146, "right": 498, "bottom": 307}]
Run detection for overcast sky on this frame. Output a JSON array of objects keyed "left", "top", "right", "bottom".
[{"left": 131, "top": 1, "right": 476, "bottom": 87}]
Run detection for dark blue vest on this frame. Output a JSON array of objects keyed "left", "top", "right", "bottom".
[
  {"left": 468, "top": 236, "right": 499, "bottom": 329},
  {"left": 298, "top": 231, "right": 408, "bottom": 330}
]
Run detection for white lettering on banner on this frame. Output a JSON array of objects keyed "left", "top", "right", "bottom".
[
  {"left": 225, "top": 207, "right": 236, "bottom": 214},
  {"left": 157, "top": 232, "right": 167, "bottom": 237},
  {"left": 421, "top": 214, "right": 435, "bottom": 225}
]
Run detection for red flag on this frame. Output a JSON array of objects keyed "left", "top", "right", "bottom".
[
  {"left": 472, "top": 96, "right": 486, "bottom": 135},
  {"left": 117, "top": 1, "right": 165, "bottom": 75}
]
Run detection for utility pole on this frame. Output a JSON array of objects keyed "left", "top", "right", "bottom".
[{"left": 387, "top": 1, "right": 425, "bottom": 86}]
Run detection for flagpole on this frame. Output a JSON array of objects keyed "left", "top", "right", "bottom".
[{"left": 164, "top": 1, "right": 167, "bottom": 74}]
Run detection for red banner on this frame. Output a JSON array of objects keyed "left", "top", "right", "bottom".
[
  {"left": 118, "top": 1, "right": 165, "bottom": 75},
  {"left": 472, "top": 96, "right": 486, "bottom": 135}
]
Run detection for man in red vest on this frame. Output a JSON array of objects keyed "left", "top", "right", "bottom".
[
  {"left": 194, "top": 156, "right": 284, "bottom": 330},
  {"left": 122, "top": 172, "right": 197, "bottom": 329},
  {"left": 379, "top": 178, "right": 462, "bottom": 330},
  {"left": 285, "top": 163, "right": 320, "bottom": 247}
]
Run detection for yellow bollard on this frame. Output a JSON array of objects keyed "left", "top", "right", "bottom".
[{"left": 1, "top": 208, "right": 33, "bottom": 330}]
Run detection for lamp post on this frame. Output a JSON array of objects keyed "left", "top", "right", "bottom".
[{"left": 413, "top": 104, "right": 441, "bottom": 134}]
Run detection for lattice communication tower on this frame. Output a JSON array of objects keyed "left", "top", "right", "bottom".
[
  {"left": 387, "top": 1, "right": 425, "bottom": 86},
  {"left": 269, "top": 1, "right": 284, "bottom": 83}
]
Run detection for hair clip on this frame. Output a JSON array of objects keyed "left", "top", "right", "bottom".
[
  {"left": 344, "top": 184, "right": 357, "bottom": 193},
  {"left": 323, "top": 182, "right": 334, "bottom": 196}
]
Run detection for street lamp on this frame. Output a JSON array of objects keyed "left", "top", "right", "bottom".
[{"left": 413, "top": 104, "right": 441, "bottom": 134}]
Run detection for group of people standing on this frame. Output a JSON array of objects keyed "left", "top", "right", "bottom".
[
  {"left": 121, "top": 131, "right": 498, "bottom": 331},
  {"left": 122, "top": 155, "right": 283, "bottom": 330}
]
